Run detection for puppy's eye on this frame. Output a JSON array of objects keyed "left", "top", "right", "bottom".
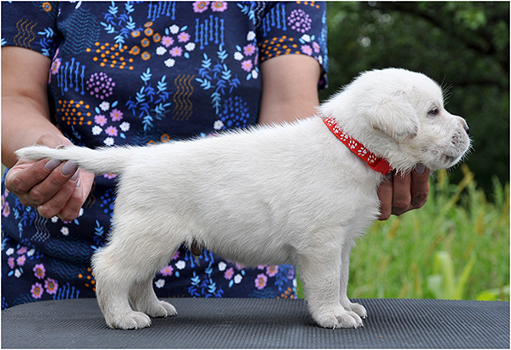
[{"left": 427, "top": 108, "right": 439, "bottom": 116}]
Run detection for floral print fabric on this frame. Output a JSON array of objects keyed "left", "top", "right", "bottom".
[{"left": 1, "top": 1, "right": 327, "bottom": 309}]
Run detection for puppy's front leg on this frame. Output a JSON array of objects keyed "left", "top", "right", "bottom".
[
  {"left": 299, "top": 239, "right": 363, "bottom": 329},
  {"left": 339, "top": 239, "right": 367, "bottom": 319}
]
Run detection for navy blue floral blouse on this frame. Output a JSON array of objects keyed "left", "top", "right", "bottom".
[{"left": 1, "top": 1, "right": 328, "bottom": 309}]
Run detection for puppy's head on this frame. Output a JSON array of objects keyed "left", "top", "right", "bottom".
[{"left": 321, "top": 68, "right": 471, "bottom": 172}]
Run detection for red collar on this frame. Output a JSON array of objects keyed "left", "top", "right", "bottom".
[{"left": 323, "top": 117, "right": 393, "bottom": 175}]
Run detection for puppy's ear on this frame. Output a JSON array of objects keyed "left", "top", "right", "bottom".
[{"left": 370, "top": 92, "right": 419, "bottom": 142}]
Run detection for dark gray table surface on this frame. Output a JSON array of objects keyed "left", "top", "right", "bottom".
[{"left": 1, "top": 298, "right": 509, "bottom": 349}]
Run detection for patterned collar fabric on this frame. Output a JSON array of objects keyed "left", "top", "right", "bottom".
[{"left": 323, "top": 117, "right": 393, "bottom": 175}]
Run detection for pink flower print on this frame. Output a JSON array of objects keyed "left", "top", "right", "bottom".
[
  {"left": 301, "top": 45, "right": 313, "bottom": 56},
  {"left": 224, "top": 267, "right": 234, "bottom": 280},
  {"left": 211, "top": 1, "right": 227, "bottom": 12},
  {"left": 50, "top": 58, "right": 61, "bottom": 75},
  {"left": 95, "top": 114, "right": 108, "bottom": 126},
  {"left": 31, "top": 283, "right": 44, "bottom": 299},
  {"left": 241, "top": 60, "right": 253, "bottom": 72},
  {"left": 33, "top": 264, "right": 46, "bottom": 280},
  {"left": 255, "top": 273, "right": 268, "bottom": 290},
  {"left": 44, "top": 278, "right": 58, "bottom": 295},
  {"left": 17, "top": 246, "right": 28, "bottom": 255},
  {"left": 177, "top": 32, "right": 190, "bottom": 43},
  {"left": 193, "top": 1, "right": 209, "bottom": 13},
  {"left": 2, "top": 201, "right": 10, "bottom": 217},
  {"left": 169, "top": 46, "right": 183, "bottom": 57},
  {"left": 160, "top": 265, "right": 174, "bottom": 276},
  {"left": 243, "top": 44, "right": 256, "bottom": 56},
  {"left": 105, "top": 126, "right": 118, "bottom": 137},
  {"left": 7, "top": 257, "right": 15, "bottom": 269},
  {"left": 172, "top": 251, "right": 180, "bottom": 260},
  {"left": 266, "top": 265, "right": 279, "bottom": 277},
  {"left": 110, "top": 109, "right": 123, "bottom": 122},
  {"left": 16, "top": 255, "right": 26, "bottom": 266},
  {"left": 161, "top": 36, "right": 174, "bottom": 48},
  {"left": 313, "top": 42, "right": 321, "bottom": 53}
]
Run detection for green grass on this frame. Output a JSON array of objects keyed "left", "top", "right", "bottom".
[{"left": 297, "top": 165, "right": 510, "bottom": 301}]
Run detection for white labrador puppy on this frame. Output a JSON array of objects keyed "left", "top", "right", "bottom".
[{"left": 16, "top": 68, "right": 470, "bottom": 330}]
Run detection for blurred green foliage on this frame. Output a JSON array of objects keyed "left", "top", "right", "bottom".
[{"left": 321, "top": 1, "right": 509, "bottom": 195}]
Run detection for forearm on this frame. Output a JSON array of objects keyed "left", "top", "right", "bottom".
[
  {"left": 1, "top": 98, "right": 62, "bottom": 168},
  {"left": 1, "top": 46, "right": 60, "bottom": 168}
]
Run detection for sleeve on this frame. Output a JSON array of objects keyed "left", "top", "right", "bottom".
[
  {"left": 1, "top": 1, "right": 60, "bottom": 58},
  {"left": 256, "top": 1, "right": 329, "bottom": 89}
]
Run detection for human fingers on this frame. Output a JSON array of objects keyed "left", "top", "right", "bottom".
[
  {"left": 23, "top": 160, "right": 78, "bottom": 209},
  {"left": 409, "top": 164, "right": 430, "bottom": 210},
  {"left": 391, "top": 171, "right": 412, "bottom": 216},
  {"left": 36, "top": 167, "right": 80, "bottom": 219},
  {"left": 54, "top": 170, "right": 95, "bottom": 221},
  {"left": 377, "top": 173, "right": 394, "bottom": 221}
]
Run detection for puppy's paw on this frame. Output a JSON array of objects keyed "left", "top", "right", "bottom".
[
  {"left": 343, "top": 301, "right": 367, "bottom": 319},
  {"left": 314, "top": 306, "right": 364, "bottom": 329},
  {"left": 145, "top": 300, "right": 178, "bottom": 318},
  {"left": 106, "top": 311, "right": 151, "bottom": 330}
]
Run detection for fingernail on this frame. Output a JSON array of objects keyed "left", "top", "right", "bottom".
[
  {"left": 70, "top": 169, "right": 80, "bottom": 181},
  {"left": 414, "top": 163, "right": 426, "bottom": 175},
  {"left": 62, "top": 161, "right": 78, "bottom": 175},
  {"left": 385, "top": 171, "right": 394, "bottom": 180},
  {"left": 45, "top": 159, "right": 61, "bottom": 171}
]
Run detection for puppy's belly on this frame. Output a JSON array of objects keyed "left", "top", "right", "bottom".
[{"left": 204, "top": 235, "right": 297, "bottom": 267}]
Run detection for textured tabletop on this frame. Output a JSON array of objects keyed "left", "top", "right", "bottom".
[{"left": 2, "top": 298, "right": 509, "bottom": 348}]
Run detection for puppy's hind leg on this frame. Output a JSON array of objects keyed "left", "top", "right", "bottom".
[
  {"left": 93, "top": 245, "right": 152, "bottom": 329},
  {"left": 129, "top": 274, "right": 177, "bottom": 319}
]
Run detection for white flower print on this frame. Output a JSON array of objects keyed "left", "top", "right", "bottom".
[
  {"left": 156, "top": 47, "right": 167, "bottom": 55},
  {"left": 99, "top": 101, "right": 110, "bottom": 111},
  {"left": 119, "top": 122, "right": 130, "bottom": 132},
  {"left": 185, "top": 42, "right": 196, "bottom": 51},
  {"left": 14, "top": 269, "right": 21, "bottom": 278},
  {"left": 92, "top": 125, "right": 102, "bottom": 135},
  {"left": 27, "top": 249, "right": 35, "bottom": 257},
  {"left": 165, "top": 58, "right": 176, "bottom": 67},
  {"left": 301, "top": 34, "right": 311, "bottom": 42},
  {"left": 218, "top": 261, "right": 227, "bottom": 271},
  {"left": 51, "top": 216, "right": 59, "bottom": 223},
  {"left": 155, "top": 279, "right": 165, "bottom": 288},
  {"left": 169, "top": 24, "right": 180, "bottom": 34},
  {"left": 251, "top": 70, "right": 258, "bottom": 79},
  {"left": 176, "top": 260, "right": 186, "bottom": 270},
  {"left": 234, "top": 52, "right": 243, "bottom": 61},
  {"left": 234, "top": 274, "right": 243, "bottom": 284},
  {"left": 6, "top": 248, "right": 14, "bottom": 256},
  {"left": 213, "top": 120, "right": 224, "bottom": 130},
  {"left": 61, "top": 227, "right": 69, "bottom": 236},
  {"left": 247, "top": 31, "right": 256, "bottom": 41},
  {"left": 104, "top": 137, "right": 114, "bottom": 146}
]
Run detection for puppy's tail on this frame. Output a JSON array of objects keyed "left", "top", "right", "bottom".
[{"left": 15, "top": 145, "right": 136, "bottom": 175}]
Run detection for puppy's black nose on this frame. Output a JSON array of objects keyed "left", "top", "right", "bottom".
[{"left": 464, "top": 124, "right": 470, "bottom": 135}]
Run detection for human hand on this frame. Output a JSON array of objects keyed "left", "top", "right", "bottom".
[
  {"left": 4, "top": 132, "right": 95, "bottom": 221},
  {"left": 377, "top": 164, "right": 430, "bottom": 220}
]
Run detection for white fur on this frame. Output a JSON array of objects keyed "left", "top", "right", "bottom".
[{"left": 16, "top": 68, "right": 470, "bottom": 329}]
